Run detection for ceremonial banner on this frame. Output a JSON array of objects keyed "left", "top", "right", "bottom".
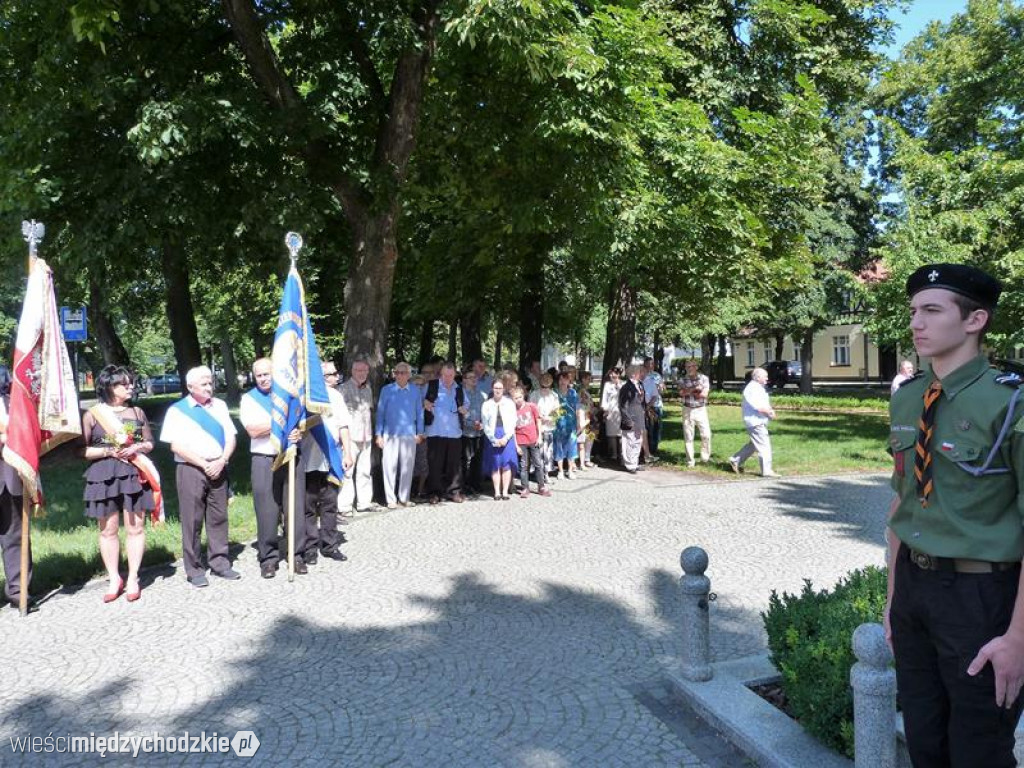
[
  {"left": 2, "top": 258, "right": 82, "bottom": 508},
  {"left": 269, "top": 264, "right": 344, "bottom": 484}
]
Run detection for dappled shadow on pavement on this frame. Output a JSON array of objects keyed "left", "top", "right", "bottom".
[{"left": 758, "top": 475, "right": 889, "bottom": 548}]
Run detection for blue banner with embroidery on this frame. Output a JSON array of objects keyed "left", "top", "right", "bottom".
[
  {"left": 173, "top": 399, "right": 226, "bottom": 450},
  {"left": 269, "top": 264, "right": 344, "bottom": 484}
]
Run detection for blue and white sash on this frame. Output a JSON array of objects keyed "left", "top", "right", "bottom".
[{"left": 174, "top": 399, "right": 226, "bottom": 450}]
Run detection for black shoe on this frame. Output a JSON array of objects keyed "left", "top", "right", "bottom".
[
  {"left": 321, "top": 549, "right": 348, "bottom": 562},
  {"left": 188, "top": 573, "right": 210, "bottom": 588},
  {"left": 304, "top": 551, "right": 318, "bottom": 566},
  {"left": 294, "top": 560, "right": 308, "bottom": 575},
  {"left": 212, "top": 567, "right": 241, "bottom": 581},
  {"left": 261, "top": 563, "right": 277, "bottom": 579}
]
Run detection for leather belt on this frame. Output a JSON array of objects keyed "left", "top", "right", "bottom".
[{"left": 907, "top": 546, "right": 1019, "bottom": 574}]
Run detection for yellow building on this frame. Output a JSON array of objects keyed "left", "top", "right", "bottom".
[{"left": 731, "top": 323, "right": 905, "bottom": 382}]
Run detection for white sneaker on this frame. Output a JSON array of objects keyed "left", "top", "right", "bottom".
[
  {"left": 729, "top": 458, "right": 741, "bottom": 474},
  {"left": 687, "top": 460, "right": 696, "bottom": 468},
  {"left": 566, "top": 470, "right": 575, "bottom": 480},
  {"left": 761, "top": 470, "right": 781, "bottom": 478}
]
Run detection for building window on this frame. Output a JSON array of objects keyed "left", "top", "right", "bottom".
[
  {"left": 763, "top": 343, "right": 772, "bottom": 364},
  {"left": 832, "top": 335, "right": 851, "bottom": 366},
  {"left": 746, "top": 342, "right": 755, "bottom": 368},
  {"left": 792, "top": 342, "right": 802, "bottom": 361}
]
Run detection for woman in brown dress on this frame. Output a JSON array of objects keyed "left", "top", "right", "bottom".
[{"left": 81, "top": 366, "right": 156, "bottom": 602}]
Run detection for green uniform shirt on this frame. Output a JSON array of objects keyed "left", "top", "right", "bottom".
[{"left": 889, "top": 354, "right": 1024, "bottom": 562}]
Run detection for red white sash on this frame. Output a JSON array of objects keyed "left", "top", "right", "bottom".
[{"left": 89, "top": 404, "right": 164, "bottom": 525}]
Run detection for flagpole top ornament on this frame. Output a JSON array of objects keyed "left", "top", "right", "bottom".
[
  {"left": 285, "top": 232, "right": 303, "bottom": 266},
  {"left": 21, "top": 220, "right": 45, "bottom": 259}
]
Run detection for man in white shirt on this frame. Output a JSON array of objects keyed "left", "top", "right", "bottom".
[
  {"left": 239, "top": 357, "right": 301, "bottom": 579},
  {"left": 338, "top": 359, "right": 374, "bottom": 514},
  {"left": 642, "top": 356, "right": 664, "bottom": 457},
  {"left": 729, "top": 367, "right": 778, "bottom": 477},
  {"left": 302, "top": 361, "right": 354, "bottom": 566},
  {"left": 678, "top": 359, "right": 712, "bottom": 467},
  {"left": 160, "top": 366, "right": 239, "bottom": 587},
  {"left": 890, "top": 360, "right": 915, "bottom": 394}
]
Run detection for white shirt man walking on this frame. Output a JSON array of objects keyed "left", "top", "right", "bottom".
[{"left": 729, "top": 368, "right": 778, "bottom": 477}]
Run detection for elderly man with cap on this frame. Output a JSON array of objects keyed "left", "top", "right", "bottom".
[
  {"left": 160, "top": 366, "right": 238, "bottom": 587},
  {"left": 886, "top": 263, "right": 1024, "bottom": 767}
]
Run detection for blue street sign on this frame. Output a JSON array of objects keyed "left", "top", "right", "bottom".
[{"left": 60, "top": 306, "right": 87, "bottom": 342}]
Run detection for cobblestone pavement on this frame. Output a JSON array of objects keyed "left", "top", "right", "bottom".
[{"left": 0, "top": 465, "right": 890, "bottom": 767}]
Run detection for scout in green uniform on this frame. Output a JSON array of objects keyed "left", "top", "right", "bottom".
[{"left": 885, "top": 263, "right": 1024, "bottom": 767}]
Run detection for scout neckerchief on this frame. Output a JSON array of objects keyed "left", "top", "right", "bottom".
[
  {"left": 914, "top": 379, "right": 942, "bottom": 507},
  {"left": 173, "top": 397, "right": 226, "bottom": 449},
  {"left": 89, "top": 403, "right": 164, "bottom": 525}
]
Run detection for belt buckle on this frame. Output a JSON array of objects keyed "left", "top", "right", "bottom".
[{"left": 912, "top": 551, "right": 934, "bottom": 569}]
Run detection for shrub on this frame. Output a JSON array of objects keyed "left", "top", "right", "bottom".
[{"left": 761, "top": 566, "right": 887, "bottom": 758}]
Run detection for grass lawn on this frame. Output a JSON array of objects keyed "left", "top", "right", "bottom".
[
  {"left": 5, "top": 397, "right": 259, "bottom": 597},
  {"left": 656, "top": 401, "right": 892, "bottom": 477}
]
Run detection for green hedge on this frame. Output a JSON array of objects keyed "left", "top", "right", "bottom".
[
  {"left": 761, "top": 566, "right": 888, "bottom": 758},
  {"left": 706, "top": 391, "right": 888, "bottom": 412}
]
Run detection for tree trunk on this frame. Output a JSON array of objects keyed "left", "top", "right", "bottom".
[
  {"left": 800, "top": 327, "right": 814, "bottom": 394},
  {"left": 391, "top": 322, "right": 406, "bottom": 366},
  {"left": 518, "top": 256, "right": 544, "bottom": 374},
  {"left": 495, "top": 327, "right": 504, "bottom": 369},
  {"left": 220, "top": 334, "right": 240, "bottom": 406},
  {"left": 447, "top": 319, "right": 458, "bottom": 365},
  {"left": 417, "top": 318, "right": 434, "bottom": 368},
  {"left": 653, "top": 330, "right": 664, "bottom": 373},
  {"left": 601, "top": 276, "right": 637, "bottom": 374},
  {"left": 700, "top": 333, "right": 715, "bottom": 374},
  {"left": 460, "top": 307, "right": 483, "bottom": 366},
  {"left": 774, "top": 332, "right": 785, "bottom": 361},
  {"left": 342, "top": 214, "right": 402, "bottom": 388},
  {"left": 716, "top": 334, "right": 728, "bottom": 390},
  {"left": 88, "top": 276, "right": 130, "bottom": 367},
  {"left": 162, "top": 242, "right": 203, "bottom": 391}
]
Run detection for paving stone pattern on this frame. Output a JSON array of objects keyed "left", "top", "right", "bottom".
[{"left": 0, "top": 467, "right": 890, "bottom": 767}]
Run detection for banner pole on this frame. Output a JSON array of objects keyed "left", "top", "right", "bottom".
[
  {"left": 19, "top": 495, "right": 29, "bottom": 615},
  {"left": 287, "top": 452, "right": 295, "bottom": 582}
]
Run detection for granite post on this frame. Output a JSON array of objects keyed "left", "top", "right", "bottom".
[
  {"left": 851, "top": 622, "right": 897, "bottom": 768},
  {"left": 679, "top": 546, "right": 713, "bottom": 681}
]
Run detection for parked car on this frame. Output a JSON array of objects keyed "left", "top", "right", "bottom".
[
  {"left": 144, "top": 372, "right": 182, "bottom": 395},
  {"left": 766, "top": 360, "right": 802, "bottom": 388}
]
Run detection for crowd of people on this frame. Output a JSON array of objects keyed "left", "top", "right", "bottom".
[{"left": 0, "top": 352, "right": 739, "bottom": 605}]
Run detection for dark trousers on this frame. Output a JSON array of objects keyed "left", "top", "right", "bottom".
[
  {"left": 304, "top": 471, "right": 340, "bottom": 556},
  {"left": 176, "top": 464, "right": 229, "bottom": 578},
  {"left": 251, "top": 454, "right": 304, "bottom": 566},
  {"left": 891, "top": 544, "right": 1023, "bottom": 768},
  {"left": 427, "top": 437, "right": 462, "bottom": 499},
  {"left": 462, "top": 435, "right": 483, "bottom": 493},
  {"left": 646, "top": 405, "right": 663, "bottom": 453},
  {"left": 518, "top": 444, "right": 546, "bottom": 491},
  {"left": 0, "top": 490, "right": 30, "bottom": 601}
]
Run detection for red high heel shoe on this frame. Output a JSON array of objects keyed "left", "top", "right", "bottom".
[
  {"left": 125, "top": 583, "right": 142, "bottom": 602},
  {"left": 103, "top": 577, "right": 125, "bottom": 604}
]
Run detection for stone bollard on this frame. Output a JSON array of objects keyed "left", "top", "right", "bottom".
[
  {"left": 679, "top": 546, "right": 713, "bottom": 681},
  {"left": 850, "top": 622, "right": 897, "bottom": 768}
]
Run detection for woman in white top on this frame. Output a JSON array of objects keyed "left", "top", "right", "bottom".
[
  {"left": 600, "top": 367, "right": 623, "bottom": 463},
  {"left": 482, "top": 380, "right": 520, "bottom": 500}
]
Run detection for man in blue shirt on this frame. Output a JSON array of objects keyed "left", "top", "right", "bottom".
[
  {"left": 423, "top": 362, "right": 467, "bottom": 504},
  {"left": 375, "top": 362, "right": 425, "bottom": 509}
]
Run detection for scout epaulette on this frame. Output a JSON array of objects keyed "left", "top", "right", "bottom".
[{"left": 994, "top": 372, "right": 1023, "bottom": 388}]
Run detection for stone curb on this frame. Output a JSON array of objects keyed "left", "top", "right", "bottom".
[{"left": 665, "top": 654, "right": 852, "bottom": 768}]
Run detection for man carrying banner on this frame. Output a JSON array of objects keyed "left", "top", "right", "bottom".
[
  {"left": 0, "top": 371, "right": 29, "bottom": 609},
  {"left": 160, "top": 366, "right": 238, "bottom": 587},
  {"left": 269, "top": 239, "right": 347, "bottom": 579},
  {"left": 2, "top": 236, "right": 82, "bottom": 614},
  {"left": 301, "top": 361, "right": 354, "bottom": 565},
  {"left": 240, "top": 357, "right": 302, "bottom": 579}
]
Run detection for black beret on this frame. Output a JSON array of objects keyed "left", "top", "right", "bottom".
[{"left": 906, "top": 263, "right": 1002, "bottom": 308}]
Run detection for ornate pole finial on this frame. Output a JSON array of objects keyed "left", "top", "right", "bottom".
[
  {"left": 21, "top": 220, "right": 45, "bottom": 263},
  {"left": 285, "top": 231, "right": 303, "bottom": 266}
]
